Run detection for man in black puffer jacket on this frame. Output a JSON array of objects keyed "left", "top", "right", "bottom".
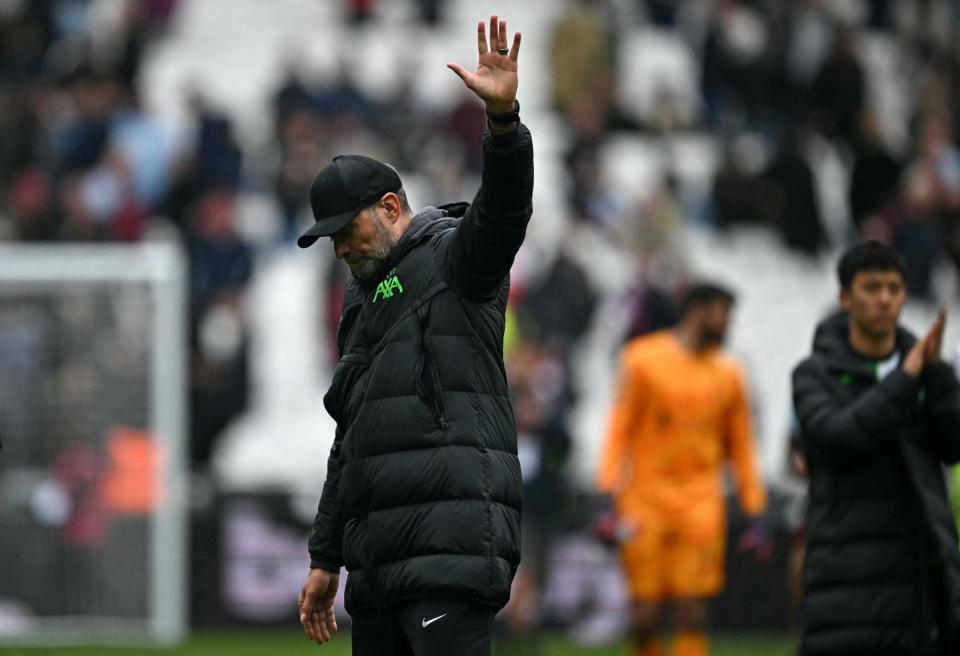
[
  {"left": 296, "top": 15, "right": 530, "bottom": 655},
  {"left": 792, "top": 241, "right": 960, "bottom": 656}
]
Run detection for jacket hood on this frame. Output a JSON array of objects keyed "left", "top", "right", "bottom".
[
  {"left": 348, "top": 203, "right": 468, "bottom": 296},
  {"left": 811, "top": 311, "right": 917, "bottom": 377},
  {"left": 385, "top": 203, "right": 466, "bottom": 268}
]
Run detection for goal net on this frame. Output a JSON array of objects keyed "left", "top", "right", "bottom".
[{"left": 0, "top": 243, "right": 188, "bottom": 645}]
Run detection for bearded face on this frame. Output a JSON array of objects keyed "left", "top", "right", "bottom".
[
  {"left": 333, "top": 207, "right": 400, "bottom": 282},
  {"left": 698, "top": 300, "right": 732, "bottom": 347}
]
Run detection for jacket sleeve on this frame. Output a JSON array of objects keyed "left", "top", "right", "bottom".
[
  {"left": 920, "top": 362, "right": 960, "bottom": 464},
  {"left": 597, "top": 349, "right": 645, "bottom": 499},
  {"left": 443, "top": 123, "right": 534, "bottom": 300},
  {"left": 792, "top": 359, "right": 920, "bottom": 465},
  {"left": 725, "top": 369, "right": 767, "bottom": 517},
  {"left": 308, "top": 429, "right": 345, "bottom": 571}
]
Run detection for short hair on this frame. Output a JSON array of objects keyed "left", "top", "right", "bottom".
[
  {"left": 395, "top": 187, "right": 411, "bottom": 213},
  {"left": 679, "top": 282, "right": 736, "bottom": 316},
  {"left": 837, "top": 241, "right": 907, "bottom": 289},
  {"left": 366, "top": 187, "right": 412, "bottom": 214},
  {"left": 380, "top": 160, "right": 410, "bottom": 213}
]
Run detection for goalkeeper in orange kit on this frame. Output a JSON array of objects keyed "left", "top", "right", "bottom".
[{"left": 597, "top": 283, "right": 770, "bottom": 656}]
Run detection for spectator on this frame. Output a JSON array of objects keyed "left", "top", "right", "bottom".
[
  {"left": 272, "top": 63, "right": 315, "bottom": 137},
  {"left": 643, "top": 0, "right": 679, "bottom": 27},
  {"left": 444, "top": 91, "right": 487, "bottom": 172},
  {"left": 564, "top": 141, "right": 627, "bottom": 229},
  {"left": 275, "top": 109, "right": 324, "bottom": 241},
  {"left": 850, "top": 111, "right": 903, "bottom": 233},
  {"left": 886, "top": 163, "right": 941, "bottom": 299},
  {"left": 700, "top": 0, "right": 771, "bottom": 129},
  {"left": 502, "top": 341, "right": 574, "bottom": 650},
  {"left": 185, "top": 189, "right": 253, "bottom": 466},
  {"left": 626, "top": 175, "right": 685, "bottom": 258},
  {"left": 191, "top": 96, "right": 244, "bottom": 191},
  {"left": 756, "top": 127, "right": 825, "bottom": 256},
  {"left": 7, "top": 168, "right": 57, "bottom": 241},
  {"left": 313, "top": 60, "right": 382, "bottom": 134},
  {"left": 622, "top": 254, "right": 685, "bottom": 342},
  {"left": 710, "top": 135, "right": 762, "bottom": 228},
  {"left": 53, "top": 74, "right": 118, "bottom": 173},
  {"left": 380, "top": 69, "right": 434, "bottom": 170},
  {"left": 516, "top": 250, "right": 598, "bottom": 350},
  {"left": 345, "top": 0, "right": 376, "bottom": 25},
  {"left": 109, "top": 90, "right": 176, "bottom": 210},
  {"left": 808, "top": 26, "right": 865, "bottom": 149},
  {"left": 414, "top": 0, "right": 446, "bottom": 26},
  {"left": 549, "top": 0, "right": 614, "bottom": 118}
]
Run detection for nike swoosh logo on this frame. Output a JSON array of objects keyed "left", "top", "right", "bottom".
[{"left": 421, "top": 614, "right": 447, "bottom": 628}]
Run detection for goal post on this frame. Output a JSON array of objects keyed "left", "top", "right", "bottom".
[{"left": 0, "top": 242, "right": 188, "bottom": 645}]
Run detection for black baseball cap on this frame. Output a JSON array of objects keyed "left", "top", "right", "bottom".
[{"left": 297, "top": 154, "right": 402, "bottom": 249}]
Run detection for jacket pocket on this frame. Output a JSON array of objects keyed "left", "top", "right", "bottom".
[{"left": 415, "top": 305, "right": 448, "bottom": 429}]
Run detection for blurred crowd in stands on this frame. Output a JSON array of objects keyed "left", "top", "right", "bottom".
[
  {"left": 3, "top": 0, "right": 960, "bottom": 638},
  {"left": 0, "top": 0, "right": 253, "bottom": 467},
  {"left": 556, "top": 0, "right": 960, "bottom": 289}
]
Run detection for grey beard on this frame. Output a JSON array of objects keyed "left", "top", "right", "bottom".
[
  {"left": 347, "top": 210, "right": 397, "bottom": 281},
  {"left": 348, "top": 255, "right": 389, "bottom": 281}
]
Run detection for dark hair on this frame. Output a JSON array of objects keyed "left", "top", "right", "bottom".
[
  {"left": 679, "top": 282, "right": 736, "bottom": 316},
  {"left": 837, "top": 241, "right": 907, "bottom": 289}
]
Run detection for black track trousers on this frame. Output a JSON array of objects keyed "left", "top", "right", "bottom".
[{"left": 350, "top": 599, "right": 495, "bottom": 656}]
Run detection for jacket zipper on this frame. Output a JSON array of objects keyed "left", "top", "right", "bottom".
[{"left": 416, "top": 305, "right": 449, "bottom": 429}]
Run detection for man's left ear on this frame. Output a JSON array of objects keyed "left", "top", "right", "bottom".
[{"left": 380, "top": 192, "right": 401, "bottom": 223}]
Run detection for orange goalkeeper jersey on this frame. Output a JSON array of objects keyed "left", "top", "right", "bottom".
[{"left": 598, "top": 331, "right": 766, "bottom": 519}]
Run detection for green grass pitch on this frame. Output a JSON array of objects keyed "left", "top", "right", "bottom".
[{"left": 0, "top": 631, "right": 796, "bottom": 655}]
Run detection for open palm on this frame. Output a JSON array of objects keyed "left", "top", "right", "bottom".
[{"left": 448, "top": 15, "right": 521, "bottom": 114}]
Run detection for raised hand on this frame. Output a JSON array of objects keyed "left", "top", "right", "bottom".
[{"left": 447, "top": 15, "right": 521, "bottom": 114}]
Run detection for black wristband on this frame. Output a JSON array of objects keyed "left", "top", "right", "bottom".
[{"left": 486, "top": 100, "right": 520, "bottom": 125}]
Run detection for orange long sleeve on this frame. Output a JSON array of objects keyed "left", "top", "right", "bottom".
[
  {"left": 596, "top": 331, "right": 767, "bottom": 520},
  {"left": 725, "top": 370, "right": 767, "bottom": 517},
  {"left": 597, "top": 347, "right": 647, "bottom": 499}
]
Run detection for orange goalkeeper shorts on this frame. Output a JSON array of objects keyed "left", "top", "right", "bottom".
[{"left": 618, "top": 506, "right": 726, "bottom": 601}]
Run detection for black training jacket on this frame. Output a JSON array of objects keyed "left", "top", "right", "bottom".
[
  {"left": 308, "top": 124, "right": 533, "bottom": 614},
  {"left": 792, "top": 313, "right": 960, "bottom": 655}
]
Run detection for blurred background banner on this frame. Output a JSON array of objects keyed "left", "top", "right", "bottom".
[{"left": 1, "top": 0, "right": 960, "bottom": 651}]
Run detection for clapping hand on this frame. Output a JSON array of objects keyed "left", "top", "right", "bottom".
[{"left": 903, "top": 306, "right": 946, "bottom": 377}]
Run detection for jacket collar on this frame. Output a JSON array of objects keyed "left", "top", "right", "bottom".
[
  {"left": 811, "top": 311, "right": 917, "bottom": 379},
  {"left": 383, "top": 205, "right": 461, "bottom": 271},
  {"left": 348, "top": 204, "right": 466, "bottom": 296}
]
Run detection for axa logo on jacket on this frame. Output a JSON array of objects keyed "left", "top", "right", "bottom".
[{"left": 372, "top": 268, "right": 404, "bottom": 303}]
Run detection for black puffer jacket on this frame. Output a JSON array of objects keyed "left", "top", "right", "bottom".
[
  {"left": 308, "top": 124, "right": 533, "bottom": 614},
  {"left": 792, "top": 313, "right": 960, "bottom": 655}
]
